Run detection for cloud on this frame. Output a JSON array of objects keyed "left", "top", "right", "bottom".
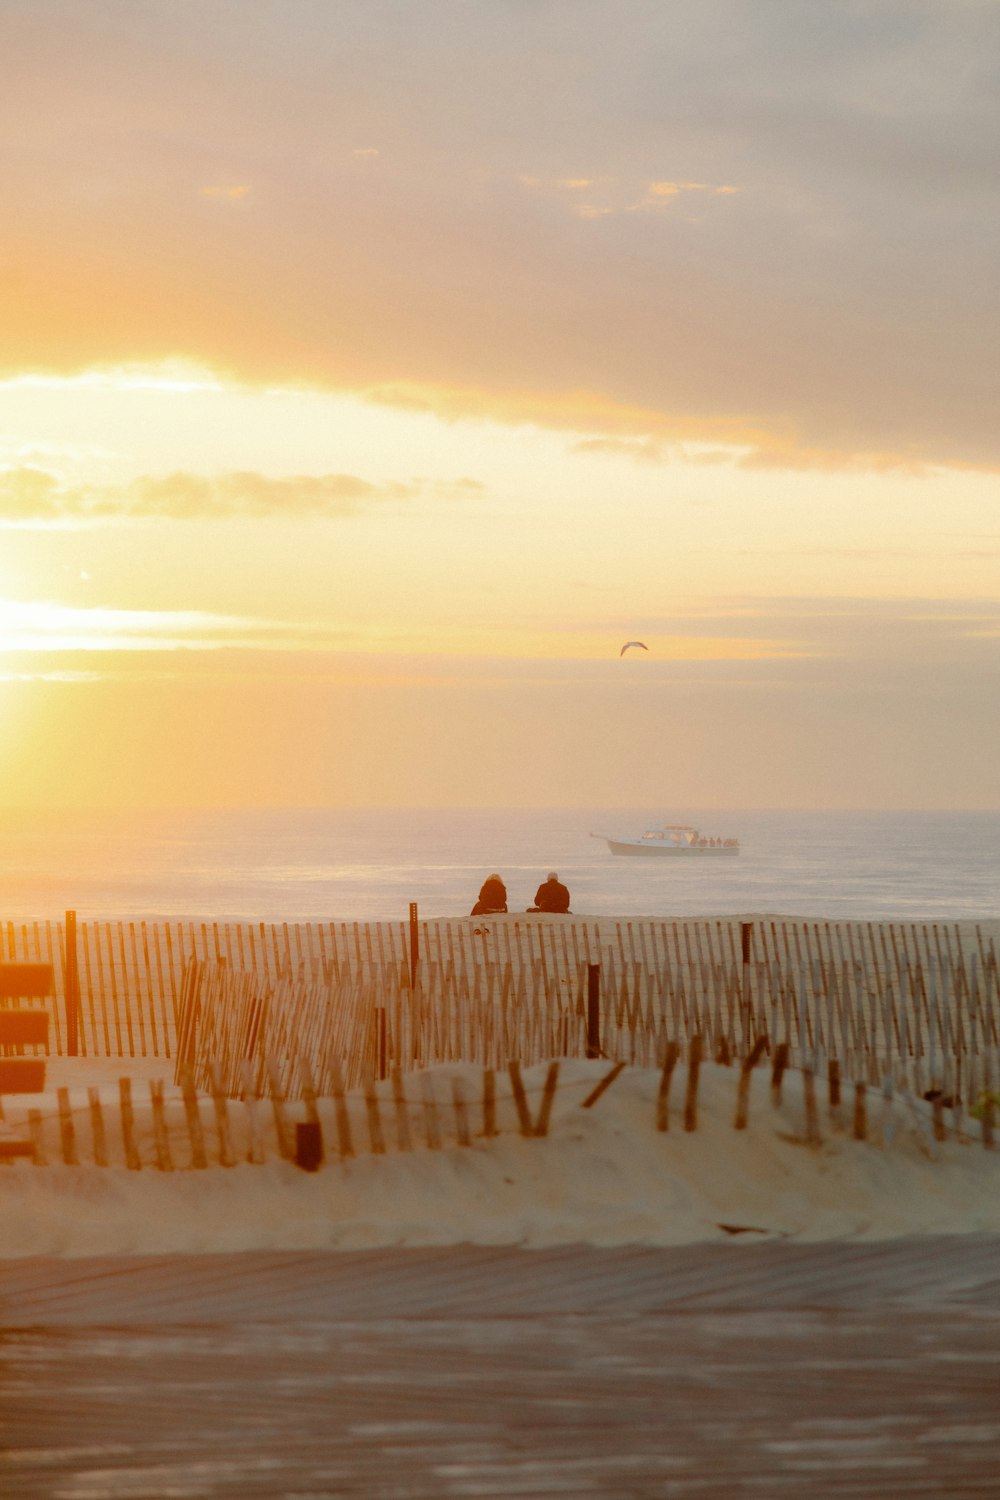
[
  {"left": 609, "top": 597, "right": 1000, "bottom": 674},
  {"left": 0, "top": 2, "right": 997, "bottom": 469},
  {"left": 0, "top": 466, "right": 485, "bottom": 524},
  {"left": 515, "top": 173, "right": 740, "bottom": 220},
  {"left": 200, "top": 184, "right": 252, "bottom": 201},
  {"left": 0, "top": 669, "right": 101, "bottom": 683},
  {"left": 572, "top": 437, "right": 667, "bottom": 464},
  {"left": 0, "top": 599, "right": 365, "bottom": 654}
]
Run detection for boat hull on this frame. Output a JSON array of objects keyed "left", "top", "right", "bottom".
[{"left": 602, "top": 839, "right": 739, "bottom": 857}]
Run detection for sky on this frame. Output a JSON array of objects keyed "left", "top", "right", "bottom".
[{"left": 0, "top": 0, "right": 998, "bottom": 810}]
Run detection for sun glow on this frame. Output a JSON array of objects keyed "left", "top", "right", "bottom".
[{"left": 0, "top": 601, "right": 258, "bottom": 654}]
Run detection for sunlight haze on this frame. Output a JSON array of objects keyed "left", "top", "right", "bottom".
[{"left": 1, "top": 1, "right": 997, "bottom": 810}]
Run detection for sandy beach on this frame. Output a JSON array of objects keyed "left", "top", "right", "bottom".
[
  {"left": 2, "top": 909, "right": 998, "bottom": 1260},
  {"left": 2, "top": 1049, "right": 998, "bottom": 1259}
]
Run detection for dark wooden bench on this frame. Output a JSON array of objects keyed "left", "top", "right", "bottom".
[{"left": 0, "top": 963, "right": 53, "bottom": 1161}]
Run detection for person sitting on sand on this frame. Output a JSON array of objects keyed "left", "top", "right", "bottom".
[
  {"left": 527, "top": 871, "right": 571, "bottom": 914},
  {"left": 471, "top": 873, "right": 508, "bottom": 916}
]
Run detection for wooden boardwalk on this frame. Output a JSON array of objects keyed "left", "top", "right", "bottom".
[{"left": 2, "top": 1240, "right": 999, "bottom": 1498}]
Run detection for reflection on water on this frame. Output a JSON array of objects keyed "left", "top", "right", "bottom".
[{"left": 0, "top": 807, "right": 996, "bottom": 923}]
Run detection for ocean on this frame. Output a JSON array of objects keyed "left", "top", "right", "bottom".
[{"left": 0, "top": 807, "right": 996, "bottom": 925}]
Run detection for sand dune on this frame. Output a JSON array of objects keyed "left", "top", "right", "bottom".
[{"left": 2, "top": 1057, "right": 998, "bottom": 1259}]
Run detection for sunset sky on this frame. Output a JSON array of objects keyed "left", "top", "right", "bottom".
[{"left": 1, "top": 0, "right": 997, "bottom": 810}]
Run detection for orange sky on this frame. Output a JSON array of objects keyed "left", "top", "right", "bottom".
[{"left": 0, "top": 2, "right": 997, "bottom": 809}]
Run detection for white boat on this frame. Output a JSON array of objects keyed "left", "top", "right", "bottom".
[{"left": 591, "top": 824, "right": 740, "bottom": 857}]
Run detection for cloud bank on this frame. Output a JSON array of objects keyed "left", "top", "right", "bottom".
[
  {"left": 0, "top": 467, "right": 484, "bottom": 523},
  {"left": 0, "top": 1, "right": 996, "bottom": 469}
]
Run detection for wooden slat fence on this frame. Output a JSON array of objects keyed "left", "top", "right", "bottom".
[
  {"left": 3, "top": 918, "right": 998, "bottom": 1089},
  {"left": 9, "top": 1050, "right": 996, "bottom": 1170},
  {"left": 176, "top": 942, "right": 1000, "bottom": 1110}
]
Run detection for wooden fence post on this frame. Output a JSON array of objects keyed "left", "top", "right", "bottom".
[
  {"left": 330, "top": 1061, "right": 354, "bottom": 1159},
  {"left": 64, "top": 910, "right": 80, "bottom": 1058},
  {"left": 451, "top": 1076, "right": 471, "bottom": 1145},
  {"left": 239, "top": 1059, "right": 266, "bottom": 1164},
  {"left": 28, "top": 1109, "right": 46, "bottom": 1165},
  {"left": 741, "top": 922, "right": 753, "bottom": 1038},
  {"left": 87, "top": 1086, "right": 108, "bottom": 1167},
  {"left": 57, "top": 1087, "right": 78, "bottom": 1165},
  {"left": 684, "top": 1035, "right": 702, "bottom": 1132},
  {"left": 295, "top": 1121, "right": 324, "bottom": 1171},
  {"left": 586, "top": 965, "right": 601, "bottom": 1059},
  {"left": 733, "top": 1036, "right": 767, "bottom": 1130},
  {"left": 803, "top": 1064, "right": 821, "bottom": 1146},
  {"left": 265, "top": 1055, "right": 293, "bottom": 1161},
  {"left": 149, "top": 1079, "right": 174, "bottom": 1171},
  {"left": 210, "top": 1062, "right": 236, "bottom": 1167},
  {"left": 852, "top": 1082, "right": 868, "bottom": 1141},
  {"left": 178, "top": 1068, "right": 207, "bottom": 1169},
  {"left": 376, "top": 1007, "right": 388, "bottom": 1081},
  {"left": 881, "top": 1076, "right": 896, "bottom": 1146},
  {"left": 534, "top": 1062, "right": 560, "bottom": 1138},
  {"left": 656, "top": 1041, "right": 680, "bottom": 1132},
  {"left": 420, "top": 1070, "right": 442, "bottom": 1149},
  {"left": 119, "top": 1076, "right": 143, "bottom": 1170},
  {"left": 581, "top": 1060, "right": 626, "bottom": 1110},
  {"left": 363, "top": 1070, "right": 386, "bottom": 1154},
  {"left": 409, "top": 903, "right": 419, "bottom": 987},
  {"left": 481, "top": 1068, "right": 497, "bottom": 1138},
  {"left": 932, "top": 1094, "right": 947, "bottom": 1143},
  {"left": 391, "top": 1066, "right": 412, "bottom": 1151},
  {"left": 771, "top": 1042, "right": 789, "bottom": 1105},
  {"left": 508, "top": 1059, "right": 534, "bottom": 1136}
]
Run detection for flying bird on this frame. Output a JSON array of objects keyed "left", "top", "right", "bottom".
[{"left": 619, "top": 640, "right": 649, "bottom": 657}]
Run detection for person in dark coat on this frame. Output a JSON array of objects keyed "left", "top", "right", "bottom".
[
  {"left": 528, "top": 871, "right": 571, "bottom": 914},
  {"left": 471, "top": 873, "right": 507, "bottom": 916}
]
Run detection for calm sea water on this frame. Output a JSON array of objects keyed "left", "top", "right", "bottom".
[{"left": 0, "top": 808, "right": 996, "bottom": 924}]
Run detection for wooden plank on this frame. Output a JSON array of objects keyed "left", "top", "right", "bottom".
[
  {"left": 0, "top": 1058, "right": 46, "bottom": 1092},
  {"left": 0, "top": 963, "right": 53, "bottom": 1000},
  {"left": 0, "top": 1137, "right": 34, "bottom": 1161},
  {"left": 0, "top": 1010, "right": 49, "bottom": 1047}
]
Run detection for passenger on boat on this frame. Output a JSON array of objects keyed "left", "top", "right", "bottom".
[
  {"left": 528, "top": 872, "right": 571, "bottom": 914},
  {"left": 471, "top": 873, "right": 508, "bottom": 916}
]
